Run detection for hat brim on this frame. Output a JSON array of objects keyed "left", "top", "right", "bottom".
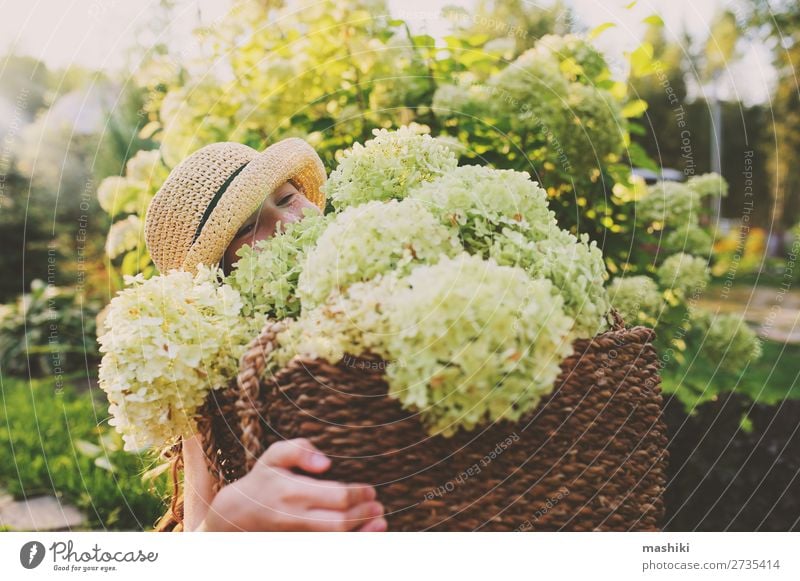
[{"left": 181, "top": 137, "right": 326, "bottom": 272}]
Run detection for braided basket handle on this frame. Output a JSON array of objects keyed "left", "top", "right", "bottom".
[
  {"left": 236, "top": 319, "right": 287, "bottom": 473},
  {"left": 608, "top": 307, "right": 626, "bottom": 332}
]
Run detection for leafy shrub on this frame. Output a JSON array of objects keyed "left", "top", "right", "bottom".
[
  {"left": 0, "top": 376, "right": 169, "bottom": 530},
  {"left": 0, "top": 280, "right": 101, "bottom": 377}
]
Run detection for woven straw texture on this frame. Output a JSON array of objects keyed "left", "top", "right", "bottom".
[
  {"left": 199, "top": 316, "right": 669, "bottom": 531},
  {"left": 145, "top": 138, "right": 326, "bottom": 274}
]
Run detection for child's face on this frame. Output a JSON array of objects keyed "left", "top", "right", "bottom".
[{"left": 221, "top": 180, "right": 320, "bottom": 273}]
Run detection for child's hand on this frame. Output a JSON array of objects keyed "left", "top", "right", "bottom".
[{"left": 199, "top": 438, "right": 387, "bottom": 531}]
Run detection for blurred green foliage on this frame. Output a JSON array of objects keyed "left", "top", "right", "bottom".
[
  {"left": 0, "top": 280, "right": 102, "bottom": 377},
  {"left": 0, "top": 375, "right": 170, "bottom": 530}
]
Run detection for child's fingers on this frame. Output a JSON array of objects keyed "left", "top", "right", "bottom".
[
  {"left": 259, "top": 438, "right": 330, "bottom": 473},
  {"left": 303, "top": 501, "right": 384, "bottom": 532},
  {"left": 292, "top": 477, "right": 376, "bottom": 510},
  {"left": 358, "top": 517, "right": 388, "bottom": 532}
]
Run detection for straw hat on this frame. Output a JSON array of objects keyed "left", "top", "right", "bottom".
[{"left": 144, "top": 138, "right": 327, "bottom": 274}]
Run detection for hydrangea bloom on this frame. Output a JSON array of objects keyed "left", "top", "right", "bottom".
[
  {"left": 97, "top": 266, "right": 255, "bottom": 451},
  {"left": 687, "top": 172, "right": 729, "bottom": 199},
  {"left": 274, "top": 273, "right": 398, "bottom": 369},
  {"left": 124, "top": 149, "right": 169, "bottom": 185},
  {"left": 410, "top": 164, "right": 559, "bottom": 254},
  {"left": 96, "top": 176, "right": 145, "bottom": 217},
  {"left": 608, "top": 275, "right": 663, "bottom": 324},
  {"left": 657, "top": 253, "right": 710, "bottom": 297},
  {"left": 298, "top": 199, "right": 460, "bottom": 307},
  {"left": 324, "top": 125, "right": 458, "bottom": 210},
  {"left": 487, "top": 228, "right": 608, "bottom": 336},
  {"left": 637, "top": 181, "right": 700, "bottom": 228},
  {"left": 694, "top": 310, "right": 762, "bottom": 372},
  {"left": 431, "top": 83, "right": 483, "bottom": 120},
  {"left": 105, "top": 215, "right": 142, "bottom": 259},
  {"left": 225, "top": 210, "right": 329, "bottom": 320},
  {"left": 379, "top": 253, "right": 574, "bottom": 435},
  {"left": 488, "top": 48, "right": 569, "bottom": 134},
  {"left": 561, "top": 83, "right": 625, "bottom": 166},
  {"left": 535, "top": 34, "right": 609, "bottom": 83},
  {"left": 663, "top": 226, "right": 714, "bottom": 256}
]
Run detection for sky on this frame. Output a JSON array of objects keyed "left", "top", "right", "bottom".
[{"left": 0, "top": 0, "right": 777, "bottom": 104}]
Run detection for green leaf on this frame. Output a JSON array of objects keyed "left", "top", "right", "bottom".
[
  {"left": 629, "top": 42, "right": 655, "bottom": 77},
  {"left": 643, "top": 14, "right": 664, "bottom": 26},
  {"left": 589, "top": 22, "right": 616, "bottom": 40},
  {"left": 621, "top": 99, "right": 648, "bottom": 118},
  {"left": 628, "top": 141, "right": 658, "bottom": 171},
  {"left": 137, "top": 121, "right": 161, "bottom": 140},
  {"left": 559, "top": 57, "right": 584, "bottom": 79},
  {"left": 411, "top": 34, "right": 436, "bottom": 48},
  {"left": 627, "top": 121, "right": 646, "bottom": 135},
  {"left": 625, "top": 0, "right": 638, "bottom": 8}
]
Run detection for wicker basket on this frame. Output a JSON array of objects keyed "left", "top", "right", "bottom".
[{"left": 198, "top": 312, "right": 669, "bottom": 531}]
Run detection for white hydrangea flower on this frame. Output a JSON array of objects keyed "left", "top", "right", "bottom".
[
  {"left": 608, "top": 275, "right": 663, "bottom": 324},
  {"left": 488, "top": 47, "right": 569, "bottom": 133},
  {"left": 490, "top": 228, "right": 610, "bottom": 337},
  {"left": 274, "top": 273, "right": 398, "bottom": 369},
  {"left": 380, "top": 253, "right": 575, "bottom": 436},
  {"left": 225, "top": 211, "right": 329, "bottom": 320},
  {"left": 97, "top": 266, "right": 257, "bottom": 451},
  {"left": 409, "top": 164, "right": 559, "bottom": 253},
  {"left": 637, "top": 181, "right": 700, "bottom": 228},
  {"left": 663, "top": 226, "right": 714, "bottom": 256},
  {"left": 410, "top": 165, "right": 608, "bottom": 337},
  {"left": 105, "top": 215, "right": 142, "bottom": 259},
  {"left": 96, "top": 176, "right": 143, "bottom": 216},
  {"left": 324, "top": 124, "right": 458, "bottom": 210},
  {"left": 125, "top": 149, "right": 166, "bottom": 184},
  {"left": 431, "top": 83, "right": 484, "bottom": 120},
  {"left": 656, "top": 253, "right": 710, "bottom": 297},
  {"left": 561, "top": 83, "right": 625, "bottom": 166},
  {"left": 687, "top": 172, "right": 729, "bottom": 199},
  {"left": 298, "top": 199, "right": 460, "bottom": 307},
  {"left": 694, "top": 310, "right": 762, "bottom": 371},
  {"left": 534, "top": 34, "right": 608, "bottom": 83}
]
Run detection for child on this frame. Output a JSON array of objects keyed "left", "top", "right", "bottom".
[{"left": 143, "top": 138, "right": 387, "bottom": 532}]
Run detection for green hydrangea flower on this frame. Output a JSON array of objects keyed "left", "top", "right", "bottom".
[
  {"left": 488, "top": 48, "right": 570, "bottom": 135},
  {"left": 694, "top": 310, "right": 762, "bottom": 373},
  {"left": 410, "top": 164, "right": 559, "bottom": 254},
  {"left": 663, "top": 226, "right": 714, "bottom": 256},
  {"left": 489, "top": 228, "right": 609, "bottom": 337},
  {"left": 225, "top": 210, "right": 329, "bottom": 320},
  {"left": 608, "top": 275, "right": 663, "bottom": 324},
  {"left": 637, "top": 181, "right": 700, "bottom": 228},
  {"left": 431, "top": 83, "right": 485, "bottom": 120},
  {"left": 275, "top": 273, "right": 398, "bottom": 369},
  {"left": 657, "top": 253, "right": 710, "bottom": 297},
  {"left": 105, "top": 215, "right": 142, "bottom": 259},
  {"left": 98, "top": 266, "right": 257, "bottom": 451},
  {"left": 324, "top": 124, "right": 458, "bottom": 210},
  {"left": 561, "top": 83, "right": 625, "bottom": 167},
  {"left": 687, "top": 172, "right": 729, "bottom": 199},
  {"left": 380, "top": 253, "right": 574, "bottom": 436},
  {"left": 535, "top": 34, "right": 609, "bottom": 83},
  {"left": 298, "top": 199, "right": 460, "bottom": 307}
]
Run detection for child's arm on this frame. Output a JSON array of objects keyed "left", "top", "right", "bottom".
[
  {"left": 181, "top": 433, "right": 216, "bottom": 531},
  {"left": 183, "top": 435, "right": 387, "bottom": 532}
]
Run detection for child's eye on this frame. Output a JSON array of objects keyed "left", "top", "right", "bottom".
[
  {"left": 235, "top": 223, "right": 254, "bottom": 239},
  {"left": 278, "top": 193, "right": 295, "bottom": 206}
]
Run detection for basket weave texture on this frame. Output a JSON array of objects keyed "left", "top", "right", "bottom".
[{"left": 198, "top": 314, "right": 669, "bottom": 531}]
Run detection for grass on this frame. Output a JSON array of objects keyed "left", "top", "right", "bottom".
[
  {"left": 662, "top": 339, "right": 800, "bottom": 412},
  {"left": 0, "top": 373, "right": 171, "bottom": 531}
]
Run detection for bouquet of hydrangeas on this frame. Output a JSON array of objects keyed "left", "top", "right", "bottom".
[{"left": 98, "top": 125, "right": 612, "bottom": 449}]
